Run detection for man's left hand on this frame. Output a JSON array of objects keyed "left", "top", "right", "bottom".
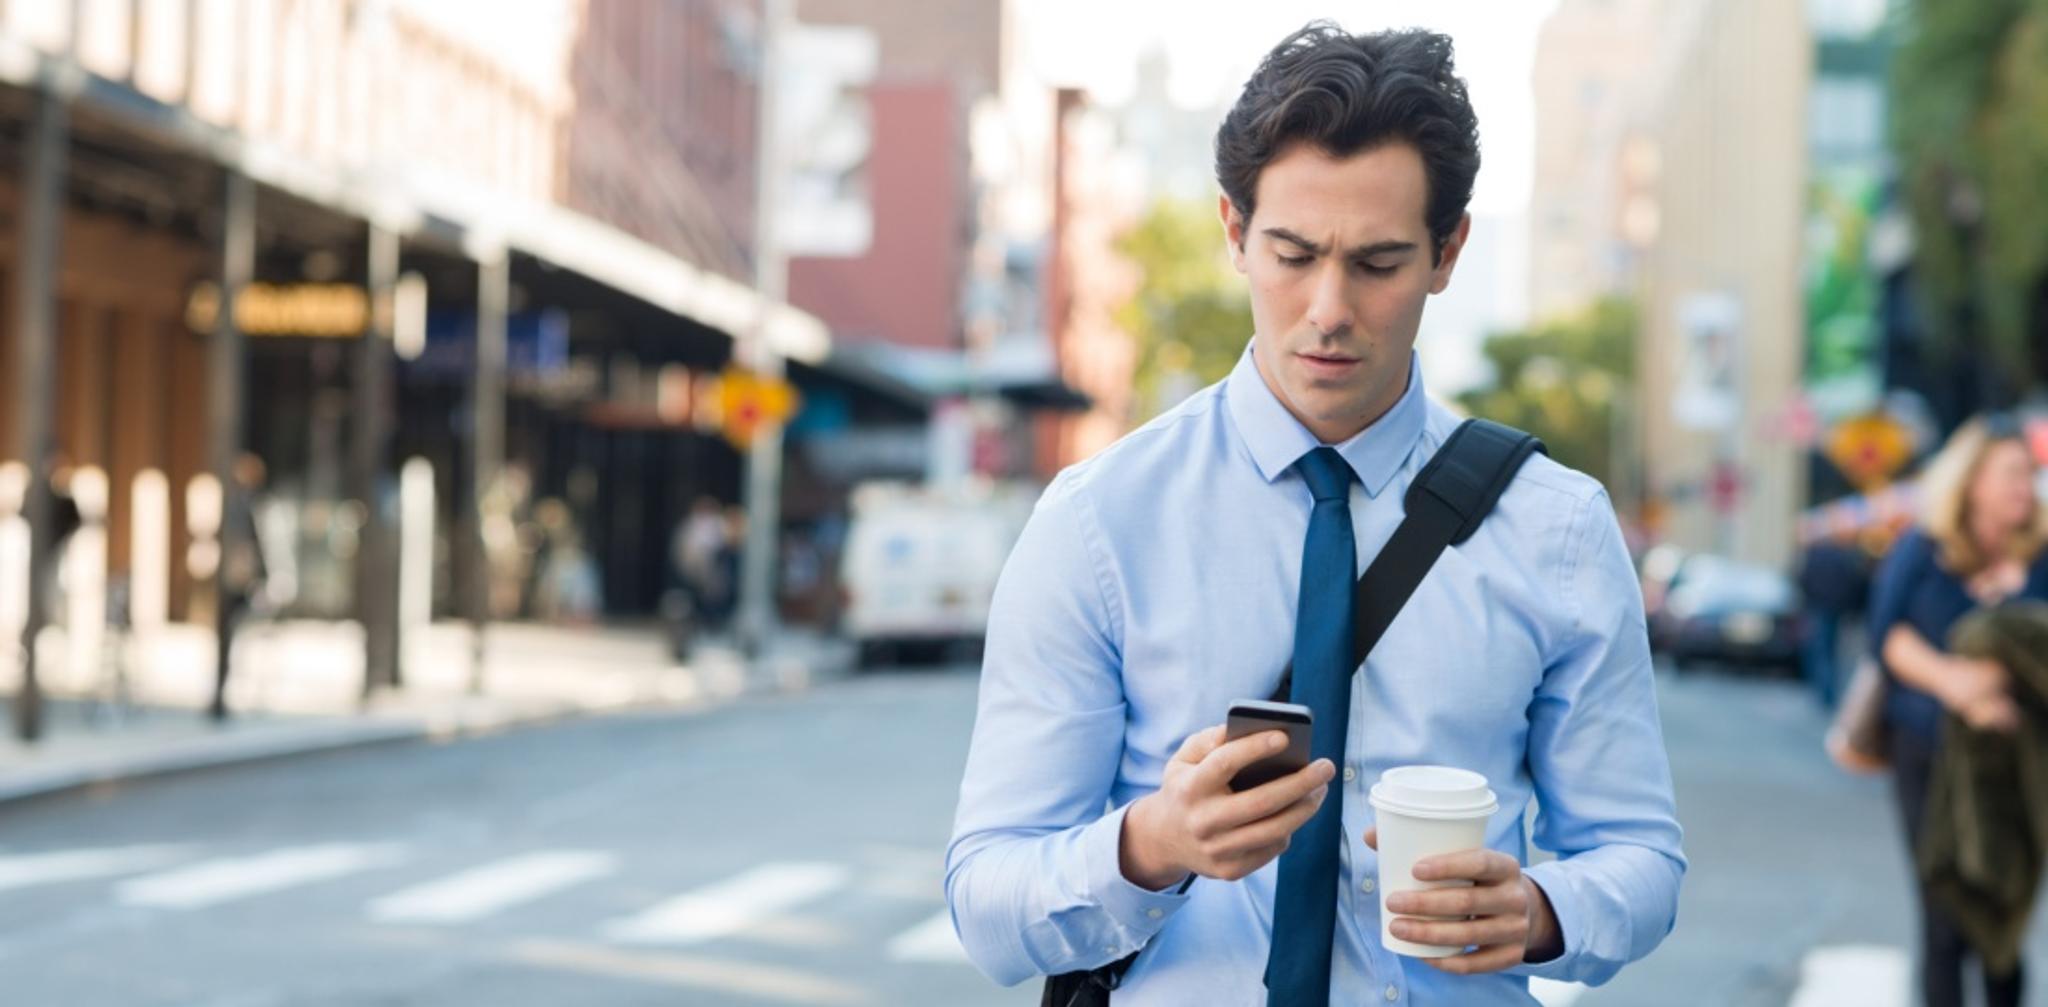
[{"left": 1362, "top": 827, "right": 1564, "bottom": 974}]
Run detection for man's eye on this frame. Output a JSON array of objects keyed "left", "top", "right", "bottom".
[
  {"left": 1358, "top": 262, "right": 1397, "bottom": 276},
  {"left": 1277, "top": 254, "right": 1312, "bottom": 268}
]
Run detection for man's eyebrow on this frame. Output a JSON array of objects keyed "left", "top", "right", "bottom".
[{"left": 1260, "top": 228, "right": 1418, "bottom": 258}]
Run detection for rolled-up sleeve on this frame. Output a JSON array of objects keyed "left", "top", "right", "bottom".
[
  {"left": 943, "top": 474, "right": 1189, "bottom": 987},
  {"left": 1510, "top": 491, "right": 1688, "bottom": 986}
]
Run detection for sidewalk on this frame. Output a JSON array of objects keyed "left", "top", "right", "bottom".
[{"left": 0, "top": 618, "right": 853, "bottom": 806}]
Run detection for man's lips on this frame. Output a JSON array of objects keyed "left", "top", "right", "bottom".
[{"left": 1296, "top": 351, "right": 1362, "bottom": 376}]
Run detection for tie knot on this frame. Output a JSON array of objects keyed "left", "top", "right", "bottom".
[{"left": 1296, "top": 447, "right": 1352, "bottom": 503}]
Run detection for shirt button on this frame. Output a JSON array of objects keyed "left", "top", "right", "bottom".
[
  {"left": 1343, "top": 767, "right": 1357, "bottom": 783},
  {"left": 1361, "top": 876, "right": 1376, "bottom": 894},
  {"left": 1146, "top": 908, "right": 1163, "bottom": 920},
  {"left": 1385, "top": 984, "right": 1399, "bottom": 1001}
]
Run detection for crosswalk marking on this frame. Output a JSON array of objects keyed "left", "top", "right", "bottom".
[
  {"left": 1788, "top": 944, "right": 1908, "bottom": 1007},
  {"left": 605, "top": 862, "right": 849, "bottom": 945},
  {"left": 885, "top": 909, "right": 967, "bottom": 963},
  {"left": 368, "top": 851, "right": 616, "bottom": 924},
  {"left": 116, "top": 843, "right": 405, "bottom": 910},
  {"left": 0, "top": 845, "right": 190, "bottom": 893}
]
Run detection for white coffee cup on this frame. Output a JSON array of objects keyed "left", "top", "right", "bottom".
[{"left": 1368, "top": 765, "right": 1499, "bottom": 958}]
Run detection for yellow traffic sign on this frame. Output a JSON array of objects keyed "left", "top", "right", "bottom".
[
  {"left": 714, "top": 368, "right": 800, "bottom": 447},
  {"left": 1825, "top": 412, "right": 1914, "bottom": 489}
]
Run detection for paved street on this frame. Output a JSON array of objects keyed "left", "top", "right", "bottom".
[
  {"left": 4, "top": 659, "right": 2048, "bottom": 1005},
  {"left": 0, "top": 667, "right": 1021, "bottom": 1007}
]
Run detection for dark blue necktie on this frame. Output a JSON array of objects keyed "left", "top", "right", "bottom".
[{"left": 1267, "top": 447, "right": 1356, "bottom": 1006}]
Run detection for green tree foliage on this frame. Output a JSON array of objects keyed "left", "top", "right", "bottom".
[
  {"left": 1456, "top": 299, "right": 1637, "bottom": 490},
  {"left": 1891, "top": 0, "right": 2048, "bottom": 385},
  {"left": 1115, "top": 198, "right": 1254, "bottom": 419}
]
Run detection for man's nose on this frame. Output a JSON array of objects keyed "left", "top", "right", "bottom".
[{"left": 1303, "top": 262, "right": 1353, "bottom": 338}]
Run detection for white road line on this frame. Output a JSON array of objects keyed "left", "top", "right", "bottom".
[
  {"left": 0, "top": 845, "right": 190, "bottom": 893},
  {"left": 116, "top": 843, "right": 405, "bottom": 910},
  {"left": 1531, "top": 978, "right": 1587, "bottom": 1007},
  {"left": 368, "top": 851, "right": 616, "bottom": 924},
  {"left": 1788, "top": 944, "right": 1908, "bottom": 1007},
  {"left": 605, "top": 862, "right": 849, "bottom": 945},
  {"left": 885, "top": 909, "right": 967, "bottom": 963}
]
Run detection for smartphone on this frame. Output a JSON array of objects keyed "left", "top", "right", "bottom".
[{"left": 1223, "top": 699, "right": 1314, "bottom": 792}]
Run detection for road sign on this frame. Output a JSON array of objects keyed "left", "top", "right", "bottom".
[
  {"left": 714, "top": 368, "right": 801, "bottom": 448},
  {"left": 1824, "top": 412, "right": 1913, "bottom": 489}
]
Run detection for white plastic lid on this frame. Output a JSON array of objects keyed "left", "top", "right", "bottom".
[{"left": 1367, "top": 765, "right": 1498, "bottom": 820}]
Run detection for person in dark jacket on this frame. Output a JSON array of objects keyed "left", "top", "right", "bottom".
[
  {"left": 1798, "top": 533, "right": 1873, "bottom": 707},
  {"left": 1869, "top": 413, "right": 2048, "bottom": 1007}
]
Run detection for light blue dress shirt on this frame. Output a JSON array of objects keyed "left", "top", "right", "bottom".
[{"left": 945, "top": 342, "right": 1686, "bottom": 1005}]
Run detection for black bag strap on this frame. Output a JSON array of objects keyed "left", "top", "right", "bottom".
[
  {"left": 1268, "top": 417, "right": 1546, "bottom": 702},
  {"left": 1040, "top": 418, "right": 1545, "bottom": 1007}
]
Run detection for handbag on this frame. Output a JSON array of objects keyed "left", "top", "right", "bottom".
[
  {"left": 1826, "top": 656, "right": 1890, "bottom": 774},
  {"left": 1040, "top": 419, "right": 1546, "bottom": 1006}
]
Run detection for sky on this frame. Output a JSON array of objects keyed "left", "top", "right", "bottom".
[{"left": 1015, "top": 0, "right": 1562, "bottom": 217}]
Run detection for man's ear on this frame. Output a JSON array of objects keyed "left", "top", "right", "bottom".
[
  {"left": 1220, "top": 194, "right": 1248, "bottom": 274},
  {"left": 1428, "top": 213, "right": 1472, "bottom": 295}
]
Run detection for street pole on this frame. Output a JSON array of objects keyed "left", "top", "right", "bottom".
[
  {"left": 356, "top": 224, "right": 401, "bottom": 696},
  {"left": 470, "top": 249, "right": 508, "bottom": 691},
  {"left": 736, "top": 0, "right": 789, "bottom": 659},
  {"left": 208, "top": 169, "right": 254, "bottom": 720},
  {"left": 10, "top": 90, "right": 66, "bottom": 742}
]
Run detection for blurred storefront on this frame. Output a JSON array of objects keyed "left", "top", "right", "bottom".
[{"left": 0, "top": 0, "right": 900, "bottom": 730}]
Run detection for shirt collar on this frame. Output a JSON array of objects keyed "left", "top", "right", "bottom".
[{"left": 1223, "top": 338, "right": 1428, "bottom": 499}]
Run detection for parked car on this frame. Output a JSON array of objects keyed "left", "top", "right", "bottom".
[
  {"left": 839, "top": 480, "right": 1036, "bottom": 667},
  {"left": 1645, "top": 551, "right": 1805, "bottom": 673}
]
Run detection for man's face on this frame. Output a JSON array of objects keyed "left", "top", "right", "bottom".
[{"left": 1222, "top": 141, "right": 1468, "bottom": 444}]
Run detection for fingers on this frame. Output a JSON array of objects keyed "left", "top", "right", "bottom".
[
  {"left": 1362, "top": 826, "right": 1377, "bottom": 851},
  {"left": 1384, "top": 874, "right": 1528, "bottom": 920},
  {"left": 1171, "top": 725, "right": 1227, "bottom": 766},
  {"left": 1971, "top": 698, "right": 2022, "bottom": 733},
  {"left": 1386, "top": 871, "right": 1534, "bottom": 976},
  {"left": 1195, "top": 783, "right": 1327, "bottom": 859},
  {"left": 1216, "top": 759, "right": 1335, "bottom": 822},
  {"left": 1420, "top": 941, "right": 1528, "bottom": 975},
  {"left": 1412, "top": 849, "right": 1521, "bottom": 886},
  {"left": 1192, "top": 730, "right": 1296, "bottom": 791},
  {"left": 1389, "top": 912, "right": 1527, "bottom": 951}
]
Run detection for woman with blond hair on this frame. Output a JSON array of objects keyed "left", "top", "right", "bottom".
[{"left": 1869, "top": 413, "right": 2048, "bottom": 1007}]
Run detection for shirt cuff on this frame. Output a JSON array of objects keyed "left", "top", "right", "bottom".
[
  {"left": 1508, "top": 861, "right": 1584, "bottom": 981},
  {"left": 1082, "top": 801, "right": 1194, "bottom": 939}
]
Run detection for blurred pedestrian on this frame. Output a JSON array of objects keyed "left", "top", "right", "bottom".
[
  {"left": 533, "top": 498, "right": 601, "bottom": 624},
  {"left": 704, "top": 504, "right": 745, "bottom": 634},
  {"left": 211, "top": 453, "right": 269, "bottom": 721},
  {"left": 37, "top": 461, "right": 83, "bottom": 627},
  {"left": 1869, "top": 412, "right": 2048, "bottom": 1007},
  {"left": 673, "top": 497, "right": 727, "bottom": 626},
  {"left": 1797, "top": 531, "right": 1872, "bottom": 708}
]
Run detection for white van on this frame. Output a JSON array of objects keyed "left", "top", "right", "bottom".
[{"left": 840, "top": 480, "right": 1036, "bottom": 666}]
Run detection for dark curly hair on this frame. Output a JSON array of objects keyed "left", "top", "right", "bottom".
[{"left": 1215, "top": 22, "right": 1481, "bottom": 263}]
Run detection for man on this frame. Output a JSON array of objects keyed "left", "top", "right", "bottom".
[{"left": 945, "top": 23, "right": 1684, "bottom": 1005}]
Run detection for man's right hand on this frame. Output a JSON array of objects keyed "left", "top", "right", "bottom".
[{"left": 1119, "top": 725, "right": 1336, "bottom": 889}]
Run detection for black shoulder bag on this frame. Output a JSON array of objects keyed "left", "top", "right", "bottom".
[{"left": 1040, "top": 419, "right": 1546, "bottom": 1007}]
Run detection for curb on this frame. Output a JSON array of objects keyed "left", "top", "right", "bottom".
[
  {"left": 0, "top": 638, "right": 857, "bottom": 808},
  {"left": 0, "top": 702, "right": 587, "bottom": 808}
]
